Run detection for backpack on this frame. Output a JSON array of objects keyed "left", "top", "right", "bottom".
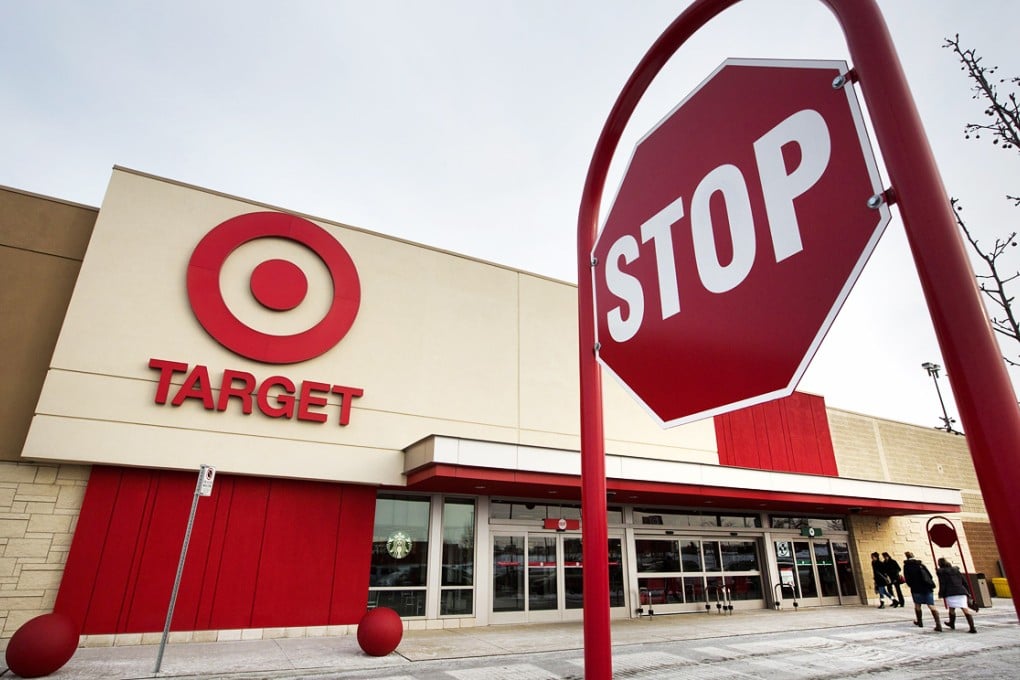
[{"left": 921, "top": 564, "right": 936, "bottom": 590}]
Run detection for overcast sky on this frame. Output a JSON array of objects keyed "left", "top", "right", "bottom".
[{"left": 3, "top": 1, "right": 1018, "bottom": 432}]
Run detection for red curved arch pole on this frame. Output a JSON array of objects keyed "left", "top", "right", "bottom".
[{"left": 578, "top": 1, "right": 1020, "bottom": 676}]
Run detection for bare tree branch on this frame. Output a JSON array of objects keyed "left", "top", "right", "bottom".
[
  {"left": 944, "top": 34, "right": 1020, "bottom": 150},
  {"left": 944, "top": 36, "right": 1020, "bottom": 368},
  {"left": 952, "top": 200, "right": 1020, "bottom": 367}
]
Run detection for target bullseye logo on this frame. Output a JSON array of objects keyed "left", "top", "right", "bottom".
[
  {"left": 187, "top": 212, "right": 361, "bottom": 364},
  {"left": 250, "top": 259, "right": 308, "bottom": 311}
]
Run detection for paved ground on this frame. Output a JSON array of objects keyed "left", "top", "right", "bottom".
[{"left": 19, "top": 599, "right": 1018, "bottom": 679}]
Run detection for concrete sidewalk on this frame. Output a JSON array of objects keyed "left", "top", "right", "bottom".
[{"left": 25, "top": 598, "right": 1019, "bottom": 679}]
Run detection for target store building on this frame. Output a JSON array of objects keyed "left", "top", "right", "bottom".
[{"left": 0, "top": 169, "right": 992, "bottom": 645}]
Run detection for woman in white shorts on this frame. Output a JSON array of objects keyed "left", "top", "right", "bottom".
[{"left": 936, "top": 557, "right": 977, "bottom": 633}]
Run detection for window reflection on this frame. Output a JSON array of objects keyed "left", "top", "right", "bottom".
[
  {"left": 369, "top": 496, "right": 429, "bottom": 588},
  {"left": 769, "top": 515, "right": 846, "bottom": 531},
  {"left": 369, "top": 495, "right": 430, "bottom": 617},
  {"left": 636, "top": 539, "right": 680, "bottom": 572},
  {"left": 489, "top": 500, "right": 622, "bottom": 524},
  {"left": 441, "top": 499, "right": 474, "bottom": 587},
  {"left": 635, "top": 538, "right": 762, "bottom": 609},
  {"left": 441, "top": 498, "right": 475, "bottom": 615},
  {"left": 634, "top": 509, "right": 761, "bottom": 528}
]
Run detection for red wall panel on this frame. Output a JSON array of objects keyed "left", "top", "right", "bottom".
[
  {"left": 85, "top": 468, "right": 155, "bottom": 633},
  {"left": 331, "top": 485, "right": 376, "bottom": 621},
  {"left": 123, "top": 472, "right": 196, "bottom": 632},
  {"left": 205, "top": 478, "right": 270, "bottom": 629},
  {"left": 250, "top": 480, "right": 342, "bottom": 626},
  {"left": 715, "top": 392, "right": 838, "bottom": 476},
  {"left": 53, "top": 468, "right": 122, "bottom": 631},
  {"left": 54, "top": 467, "right": 376, "bottom": 635}
]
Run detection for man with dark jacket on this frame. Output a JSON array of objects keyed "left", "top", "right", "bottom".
[
  {"left": 902, "top": 551, "right": 942, "bottom": 631},
  {"left": 881, "top": 552, "right": 905, "bottom": 608}
]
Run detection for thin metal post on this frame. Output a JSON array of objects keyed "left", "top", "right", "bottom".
[
  {"left": 154, "top": 465, "right": 209, "bottom": 674},
  {"left": 922, "top": 362, "right": 960, "bottom": 434}
]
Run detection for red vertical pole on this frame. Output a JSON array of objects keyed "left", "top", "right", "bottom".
[
  {"left": 576, "top": 136, "right": 612, "bottom": 680},
  {"left": 577, "top": 3, "right": 739, "bottom": 677},
  {"left": 824, "top": 0, "right": 1020, "bottom": 619}
]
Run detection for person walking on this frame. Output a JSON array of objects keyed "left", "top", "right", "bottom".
[
  {"left": 871, "top": 551, "right": 893, "bottom": 608},
  {"left": 902, "top": 551, "right": 942, "bottom": 631},
  {"left": 882, "top": 552, "right": 905, "bottom": 608},
  {"left": 936, "top": 557, "right": 978, "bottom": 633}
]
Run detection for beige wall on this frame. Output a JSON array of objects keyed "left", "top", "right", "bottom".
[
  {"left": 829, "top": 408, "right": 996, "bottom": 597},
  {"left": 22, "top": 168, "right": 717, "bottom": 482},
  {"left": 0, "top": 187, "right": 96, "bottom": 462}
]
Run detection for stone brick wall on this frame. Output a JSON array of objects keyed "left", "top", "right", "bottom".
[
  {"left": 825, "top": 411, "right": 888, "bottom": 481},
  {"left": 963, "top": 521, "right": 1003, "bottom": 580},
  {"left": 0, "top": 462, "right": 89, "bottom": 648},
  {"left": 829, "top": 408, "right": 995, "bottom": 602}
]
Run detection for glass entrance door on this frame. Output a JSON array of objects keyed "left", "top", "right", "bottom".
[
  {"left": 774, "top": 539, "right": 856, "bottom": 606},
  {"left": 492, "top": 532, "right": 624, "bottom": 622},
  {"left": 527, "top": 535, "right": 557, "bottom": 611},
  {"left": 635, "top": 537, "right": 765, "bottom": 613}
]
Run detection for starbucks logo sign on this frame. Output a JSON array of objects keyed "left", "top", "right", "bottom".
[{"left": 386, "top": 531, "right": 413, "bottom": 559}]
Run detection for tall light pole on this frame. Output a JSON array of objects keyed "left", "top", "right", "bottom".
[{"left": 922, "top": 362, "right": 962, "bottom": 434}]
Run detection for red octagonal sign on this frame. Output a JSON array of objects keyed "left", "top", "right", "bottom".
[{"left": 592, "top": 59, "right": 891, "bottom": 427}]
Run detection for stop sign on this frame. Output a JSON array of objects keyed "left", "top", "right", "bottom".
[{"left": 592, "top": 58, "right": 890, "bottom": 426}]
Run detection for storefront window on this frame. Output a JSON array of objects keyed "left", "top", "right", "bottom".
[
  {"left": 635, "top": 509, "right": 704, "bottom": 527},
  {"left": 528, "top": 535, "right": 558, "bottom": 611},
  {"left": 638, "top": 577, "right": 683, "bottom": 605},
  {"left": 720, "top": 541, "right": 762, "bottom": 600},
  {"left": 680, "top": 541, "right": 701, "bottom": 570},
  {"left": 702, "top": 541, "right": 721, "bottom": 571},
  {"left": 635, "top": 539, "right": 680, "bottom": 572},
  {"left": 489, "top": 500, "right": 622, "bottom": 524},
  {"left": 440, "top": 498, "right": 475, "bottom": 615},
  {"left": 368, "top": 495, "right": 430, "bottom": 617},
  {"left": 634, "top": 509, "right": 761, "bottom": 528},
  {"left": 770, "top": 515, "right": 846, "bottom": 531},
  {"left": 795, "top": 541, "right": 818, "bottom": 598},
  {"left": 608, "top": 538, "right": 624, "bottom": 607},
  {"left": 563, "top": 537, "right": 625, "bottom": 609},
  {"left": 637, "top": 537, "right": 763, "bottom": 607},
  {"left": 720, "top": 541, "right": 759, "bottom": 571},
  {"left": 723, "top": 575, "right": 763, "bottom": 601},
  {"left": 832, "top": 542, "right": 858, "bottom": 597},
  {"left": 718, "top": 514, "right": 763, "bottom": 528},
  {"left": 493, "top": 535, "right": 525, "bottom": 612}
]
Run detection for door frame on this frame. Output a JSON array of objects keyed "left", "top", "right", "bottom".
[
  {"left": 630, "top": 532, "right": 768, "bottom": 614},
  {"left": 773, "top": 537, "right": 847, "bottom": 607},
  {"left": 489, "top": 527, "right": 626, "bottom": 624}
]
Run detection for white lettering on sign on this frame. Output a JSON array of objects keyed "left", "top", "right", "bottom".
[
  {"left": 605, "top": 235, "right": 643, "bottom": 343},
  {"left": 691, "top": 163, "right": 755, "bottom": 294},
  {"left": 642, "top": 197, "right": 684, "bottom": 320},
  {"left": 754, "top": 109, "right": 831, "bottom": 262},
  {"left": 604, "top": 108, "right": 831, "bottom": 343}
]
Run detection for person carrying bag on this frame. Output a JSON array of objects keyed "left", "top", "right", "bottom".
[
  {"left": 937, "top": 557, "right": 978, "bottom": 633},
  {"left": 902, "top": 551, "right": 943, "bottom": 631}
]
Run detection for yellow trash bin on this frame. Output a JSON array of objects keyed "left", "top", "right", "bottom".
[{"left": 992, "top": 577, "right": 1010, "bottom": 598}]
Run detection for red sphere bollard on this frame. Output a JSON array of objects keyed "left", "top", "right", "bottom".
[
  {"left": 5, "top": 612, "right": 79, "bottom": 678},
  {"left": 357, "top": 607, "right": 403, "bottom": 656}
]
